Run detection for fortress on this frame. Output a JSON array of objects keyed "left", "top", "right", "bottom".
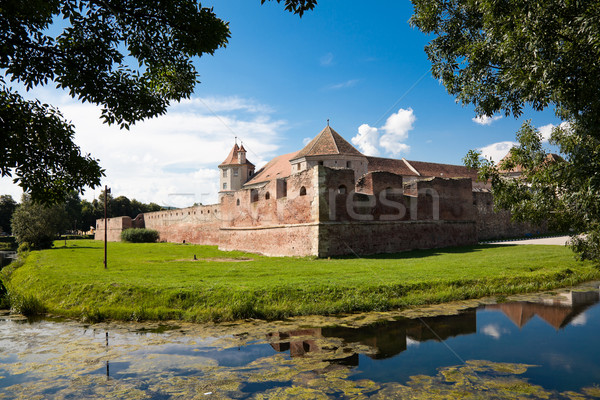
[{"left": 96, "top": 126, "right": 540, "bottom": 256}]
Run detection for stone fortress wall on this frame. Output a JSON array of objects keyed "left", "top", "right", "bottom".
[
  {"left": 95, "top": 126, "right": 546, "bottom": 256},
  {"left": 96, "top": 165, "right": 539, "bottom": 257}
]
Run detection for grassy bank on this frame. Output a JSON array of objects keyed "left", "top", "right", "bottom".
[{"left": 2, "top": 240, "right": 599, "bottom": 322}]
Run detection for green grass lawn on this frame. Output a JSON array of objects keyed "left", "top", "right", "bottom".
[{"left": 2, "top": 239, "right": 599, "bottom": 322}]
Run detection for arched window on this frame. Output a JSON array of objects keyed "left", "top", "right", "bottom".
[
  {"left": 338, "top": 185, "right": 347, "bottom": 194},
  {"left": 251, "top": 189, "right": 259, "bottom": 202},
  {"left": 299, "top": 186, "right": 307, "bottom": 196},
  {"left": 236, "top": 199, "right": 240, "bottom": 206},
  {"left": 265, "top": 192, "right": 270, "bottom": 200}
]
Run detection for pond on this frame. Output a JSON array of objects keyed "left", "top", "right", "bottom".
[{"left": 1, "top": 282, "right": 600, "bottom": 399}]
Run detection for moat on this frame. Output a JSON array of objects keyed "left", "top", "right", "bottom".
[{"left": 1, "top": 283, "right": 600, "bottom": 399}]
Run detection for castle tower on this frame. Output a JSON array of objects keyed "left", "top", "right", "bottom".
[
  {"left": 290, "top": 125, "right": 369, "bottom": 181},
  {"left": 219, "top": 142, "right": 255, "bottom": 198}
]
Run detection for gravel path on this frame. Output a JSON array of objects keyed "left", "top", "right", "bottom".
[{"left": 483, "top": 235, "right": 570, "bottom": 246}]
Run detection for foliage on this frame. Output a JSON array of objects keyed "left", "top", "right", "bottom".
[
  {"left": 121, "top": 228, "right": 159, "bottom": 243},
  {"left": 411, "top": 0, "right": 600, "bottom": 261},
  {"left": 8, "top": 292, "right": 46, "bottom": 316},
  {"left": 0, "top": 195, "right": 17, "bottom": 234},
  {"left": 4, "top": 239, "right": 597, "bottom": 322},
  {"left": 0, "top": 85, "right": 104, "bottom": 204},
  {"left": 11, "top": 194, "right": 68, "bottom": 249},
  {"left": 1, "top": 0, "right": 315, "bottom": 204}
]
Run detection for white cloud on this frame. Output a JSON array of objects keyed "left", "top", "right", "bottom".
[
  {"left": 473, "top": 115, "right": 502, "bottom": 126},
  {"left": 479, "top": 141, "right": 518, "bottom": 163},
  {"left": 538, "top": 121, "right": 570, "bottom": 143},
  {"left": 180, "top": 96, "right": 274, "bottom": 114},
  {"left": 326, "top": 79, "right": 359, "bottom": 90},
  {"left": 302, "top": 137, "right": 312, "bottom": 146},
  {"left": 320, "top": 52, "right": 334, "bottom": 66},
  {"left": 380, "top": 108, "right": 415, "bottom": 155},
  {"left": 538, "top": 124, "right": 555, "bottom": 142},
  {"left": 571, "top": 313, "right": 587, "bottom": 326},
  {"left": 482, "top": 324, "right": 502, "bottom": 339},
  {"left": 351, "top": 108, "right": 415, "bottom": 157},
  {"left": 1, "top": 89, "right": 287, "bottom": 207},
  {"left": 351, "top": 124, "right": 380, "bottom": 156}
]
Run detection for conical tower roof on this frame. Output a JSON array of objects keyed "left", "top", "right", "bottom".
[
  {"left": 219, "top": 143, "right": 254, "bottom": 167},
  {"left": 292, "top": 126, "right": 363, "bottom": 160}
]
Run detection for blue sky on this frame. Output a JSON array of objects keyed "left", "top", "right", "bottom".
[{"left": 1, "top": 0, "right": 562, "bottom": 207}]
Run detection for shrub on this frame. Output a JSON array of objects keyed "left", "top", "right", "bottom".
[
  {"left": 121, "top": 228, "right": 159, "bottom": 243},
  {"left": 11, "top": 195, "right": 67, "bottom": 249},
  {"left": 17, "top": 242, "right": 32, "bottom": 253},
  {"left": 9, "top": 293, "right": 46, "bottom": 316}
]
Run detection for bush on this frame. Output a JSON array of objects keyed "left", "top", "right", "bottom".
[
  {"left": 10, "top": 293, "right": 46, "bottom": 316},
  {"left": 17, "top": 242, "right": 32, "bottom": 253},
  {"left": 11, "top": 195, "right": 67, "bottom": 249},
  {"left": 121, "top": 228, "right": 159, "bottom": 243}
]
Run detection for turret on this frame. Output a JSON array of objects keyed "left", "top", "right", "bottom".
[{"left": 219, "top": 142, "right": 255, "bottom": 198}]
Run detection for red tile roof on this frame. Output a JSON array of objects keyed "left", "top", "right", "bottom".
[
  {"left": 219, "top": 143, "right": 255, "bottom": 167},
  {"left": 404, "top": 160, "right": 478, "bottom": 180},
  {"left": 366, "top": 157, "right": 477, "bottom": 179},
  {"left": 293, "top": 126, "right": 363, "bottom": 159},
  {"left": 366, "top": 157, "right": 419, "bottom": 176},
  {"left": 243, "top": 151, "right": 300, "bottom": 186}
]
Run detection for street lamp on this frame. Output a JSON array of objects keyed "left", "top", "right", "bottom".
[{"left": 104, "top": 185, "right": 111, "bottom": 269}]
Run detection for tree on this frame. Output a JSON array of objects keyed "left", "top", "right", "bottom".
[
  {"left": 63, "top": 191, "right": 82, "bottom": 232},
  {"left": 0, "top": 195, "right": 17, "bottom": 235},
  {"left": 1, "top": 0, "right": 316, "bottom": 204},
  {"left": 11, "top": 195, "right": 68, "bottom": 249},
  {"left": 411, "top": 0, "right": 600, "bottom": 260}
]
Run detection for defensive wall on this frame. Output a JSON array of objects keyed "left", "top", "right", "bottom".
[
  {"left": 96, "top": 203, "right": 222, "bottom": 245},
  {"left": 473, "top": 191, "right": 547, "bottom": 241},
  {"left": 96, "top": 165, "right": 490, "bottom": 257}
]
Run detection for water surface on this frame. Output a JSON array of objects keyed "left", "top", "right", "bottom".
[{"left": 1, "top": 283, "right": 599, "bottom": 399}]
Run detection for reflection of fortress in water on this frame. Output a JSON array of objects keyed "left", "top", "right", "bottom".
[
  {"left": 267, "top": 310, "right": 477, "bottom": 367},
  {"left": 485, "top": 290, "right": 600, "bottom": 330},
  {"left": 265, "top": 289, "right": 600, "bottom": 369}
]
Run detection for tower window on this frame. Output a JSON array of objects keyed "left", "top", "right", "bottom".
[
  {"left": 300, "top": 186, "right": 307, "bottom": 196},
  {"left": 338, "top": 185, "right": 347, "bottom": 194},
  {"left": 265, "top": 192, "right": 270, "bottom": 200},
  {"left": 346, "top": 161, "right": 351, "bottom": 168},
  {"left": 223, "top": 169, "right": 227, "bottom": 177},
  {"left": 236, "top": 199, "right": 240, "bottom": 206},
  {"left": 233, "top": 168, "right": 239, "bottom": 177},
  {"left": 223, "top": 183, "right": 227, "bottom": 190}
]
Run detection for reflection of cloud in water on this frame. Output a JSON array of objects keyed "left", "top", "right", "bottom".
[
  {"left": 406, "top": 338, "right": 420, "bottom": 347},
  {"left": 482, "top": 324, "right": 501, "bottom": 339},
  {"left": 542, "top": 352, "right": 573, "bottom": 373},
  {"left": 571, "top": 313, "right": 587, "bottom": 326},
  {"left": 118, "top": 353, "right": 217, "bottom": 376}
]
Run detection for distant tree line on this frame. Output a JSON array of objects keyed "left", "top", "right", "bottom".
[{"left": 0, "top": 192, "right": 164, "bottom": 236}]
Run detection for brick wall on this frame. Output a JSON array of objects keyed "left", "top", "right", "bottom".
[
  {"left": 318, "top": 220, "right": 477, "bottom": 256},
  {"left": 474, "top": 191, "right": 547, "bottom": 240},
  {"left": 94, "top": 216, "right": 132, "bottom": 242},
  {"left": 143, "top": 204, "right": 221, "bottom": 245},
  {"left": 219, "top": 224, "right": 319, "bottom": 256}
]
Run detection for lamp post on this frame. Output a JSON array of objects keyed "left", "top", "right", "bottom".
[{"left": 104, "top": 185, "right": 111, "bottom": 269}]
